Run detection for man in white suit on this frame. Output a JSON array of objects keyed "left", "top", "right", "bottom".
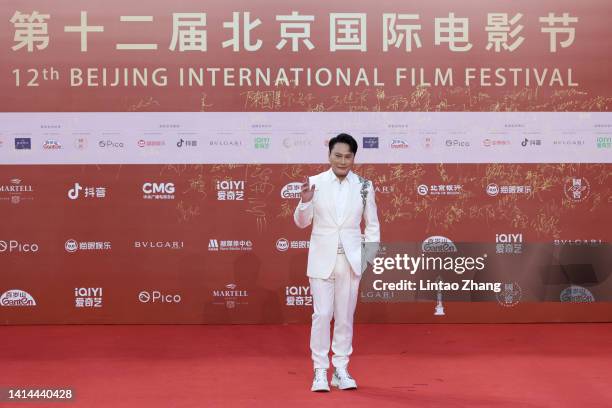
[{"left": 294, "top": 133, "right": 380, "bottom": 392}]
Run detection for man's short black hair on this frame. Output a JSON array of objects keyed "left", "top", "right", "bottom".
[{"left": 328, "top": 133, "right": 358, "bottom": 155}]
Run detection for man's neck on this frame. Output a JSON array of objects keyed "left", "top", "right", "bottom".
[{"left": 331, "top": 168, "right": 349, "bottom": 182}]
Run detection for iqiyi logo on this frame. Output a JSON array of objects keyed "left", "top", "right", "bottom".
[{"left": 254, "top": 137, "right": 270, "bottom": 149}]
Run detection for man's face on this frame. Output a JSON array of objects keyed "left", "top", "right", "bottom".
[{"left": 329, "top": 142, "right": 355, "bottom": 178}]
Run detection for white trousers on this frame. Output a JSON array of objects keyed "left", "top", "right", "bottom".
[{"left": 309, "top": 252, "right": 361, "bottom": 369}]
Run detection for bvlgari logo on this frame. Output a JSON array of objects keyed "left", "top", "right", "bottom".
[
  {"left": 210, "top": 140, "right": 242, "bottom": 147},
  {"left": 134, "top": 241, "right": 184, "bottom": 250}
]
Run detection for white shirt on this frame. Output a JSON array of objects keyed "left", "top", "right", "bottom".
[{"left": 330, "top": 170, "right": 350, "bottom": 223}]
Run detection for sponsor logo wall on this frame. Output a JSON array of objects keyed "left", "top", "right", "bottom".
[
  {"left": 0, "top": 112, "right": 610, "bottom": 164},
  {"left": 0, "top": 112, "right": 610, "bottom": 324}
]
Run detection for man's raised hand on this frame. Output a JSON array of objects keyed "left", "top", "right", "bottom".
[{"left": 301, "top": 177, "right": 315, "bottom": 203}]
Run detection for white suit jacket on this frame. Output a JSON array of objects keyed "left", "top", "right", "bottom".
[{"left": 294, "top": 169, "right": 380, "bottom": 279}]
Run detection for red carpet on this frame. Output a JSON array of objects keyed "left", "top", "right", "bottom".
[{"left": 1, "top": 323, "right": 611, "bottom": 407}]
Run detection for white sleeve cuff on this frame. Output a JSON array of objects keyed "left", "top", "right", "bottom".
[{"left": 298, "top": 200, "right": 312, "bottom": 210}]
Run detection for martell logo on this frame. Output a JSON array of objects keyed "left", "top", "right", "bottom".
[
  {"left": 0, "top": 289, "right": 36, "bottom": 307},
  {"left": 212, "top": 283, "right": 249, "bottom": 309},
  {"left": 0, "top": 178, "right": 34, "bottom": 204},
  {"left": 212, "top": 283, "right": 248, "bottom": 297}
]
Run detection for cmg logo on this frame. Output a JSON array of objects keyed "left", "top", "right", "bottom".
[{"left": 143, "top": 182, "right": 175, "bottom": 194}]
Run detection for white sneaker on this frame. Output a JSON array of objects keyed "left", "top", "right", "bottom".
[
  {"left": 311, "top": 368, "right": 330, "bottom": 392},
  {"left": 331, "top": 367, "right": 357, "bottom": 390}
]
